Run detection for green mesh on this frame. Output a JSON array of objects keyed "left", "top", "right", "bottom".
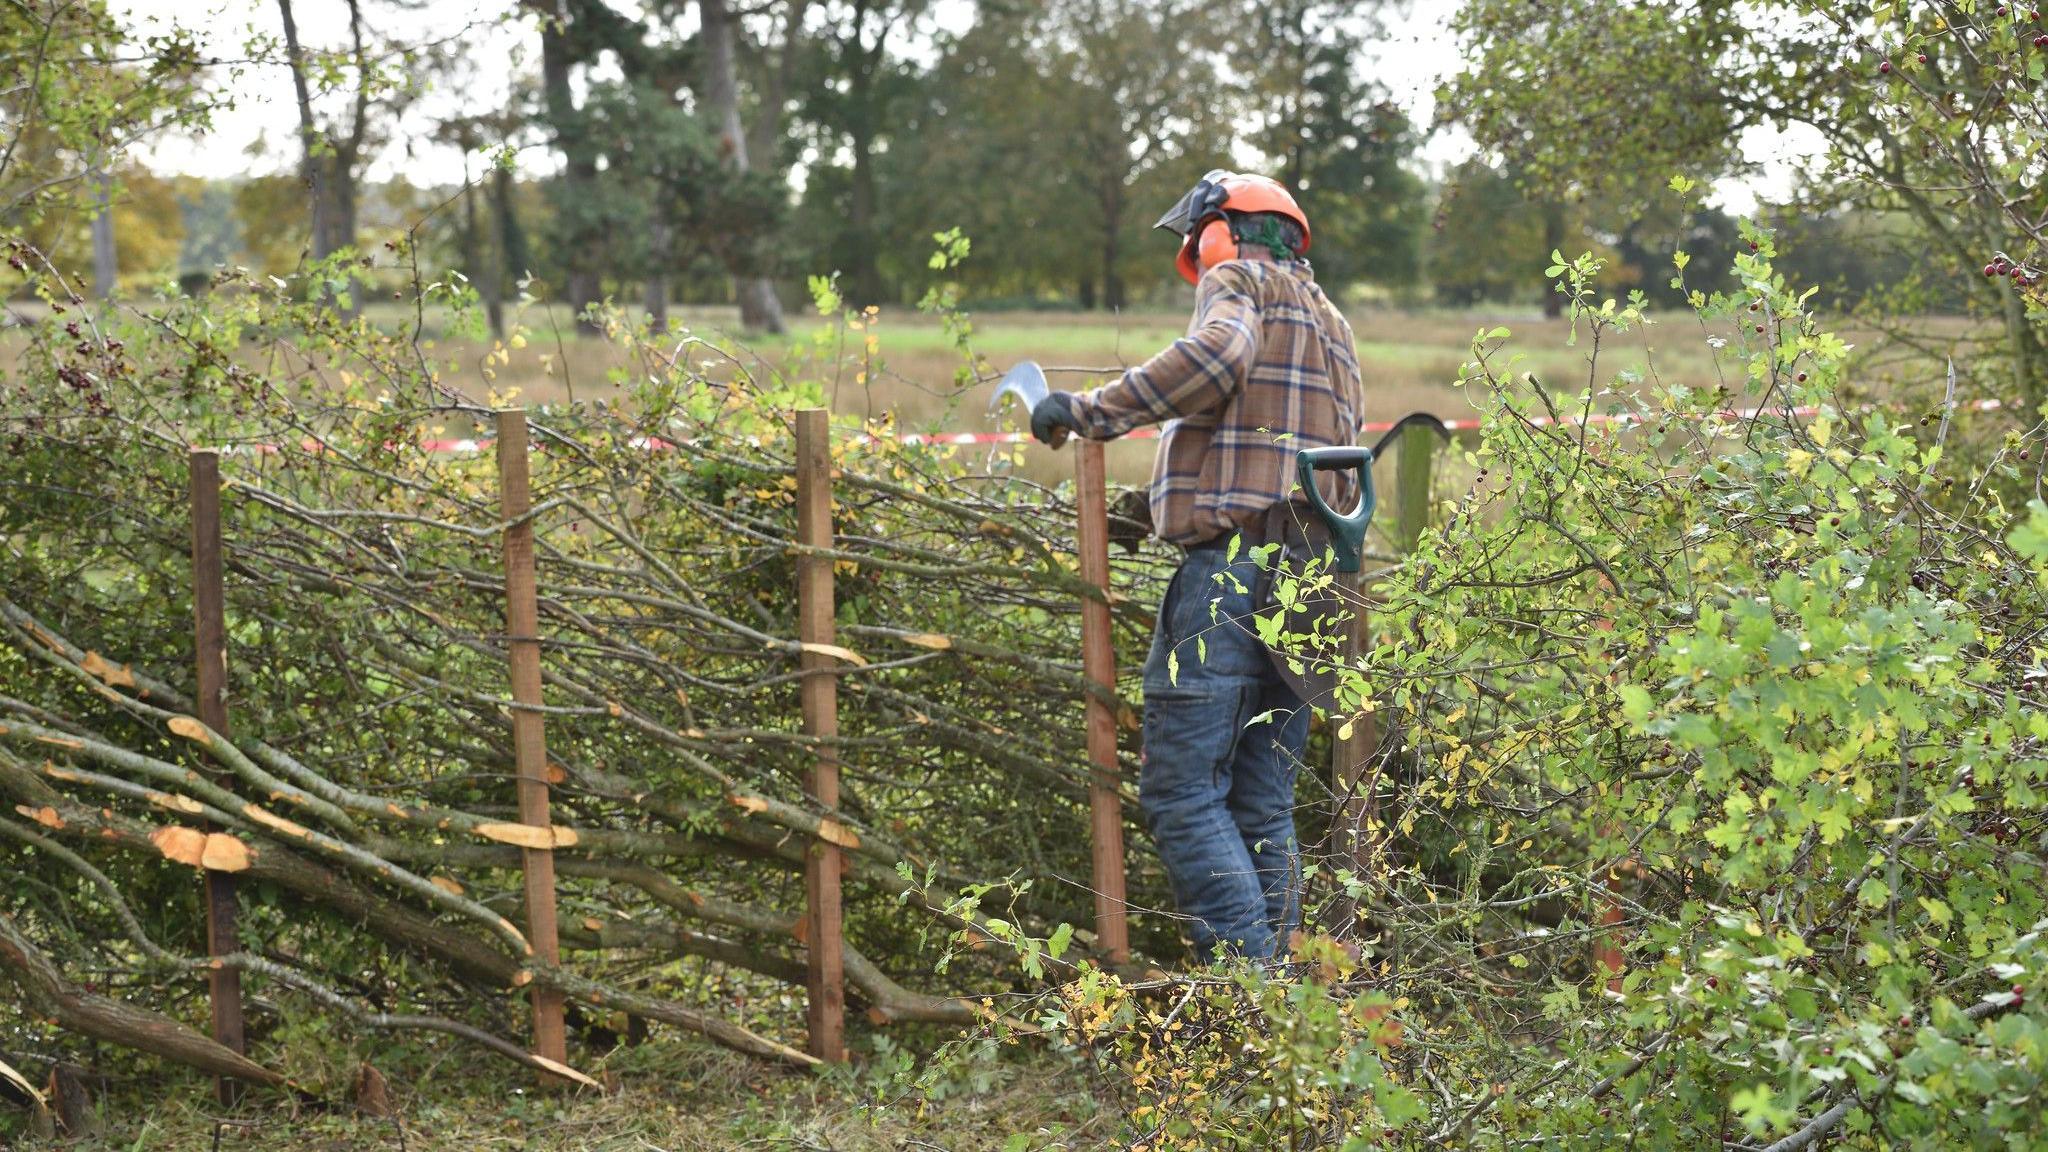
[{"left": 1235, "top": 214, "right": 1298, "bottom": 261}]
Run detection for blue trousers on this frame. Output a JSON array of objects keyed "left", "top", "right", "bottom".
[{"left": 1139, "top": 545, "right": 1310, "bottom": 962}]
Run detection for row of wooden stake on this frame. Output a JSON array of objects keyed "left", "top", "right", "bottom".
[{"left": 182, "top": 409, "right": 1616, "bottom": 1095}]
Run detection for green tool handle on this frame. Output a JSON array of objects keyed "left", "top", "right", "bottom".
[{"left": 1295, "top": 446, "right": 1376, "bottom": 574}]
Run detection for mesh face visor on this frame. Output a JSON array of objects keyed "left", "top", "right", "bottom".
[{"left": 1153, "top": 169, "right": 1234, "bottom": 237}]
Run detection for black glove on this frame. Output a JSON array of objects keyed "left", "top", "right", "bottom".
[{"left": 1030, "top": 391, "right": 1082, "bottom": 447}]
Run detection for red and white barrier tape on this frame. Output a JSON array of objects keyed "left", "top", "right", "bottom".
[{"left": 226, "top": 397, "right": 2009, "bottom": 456}]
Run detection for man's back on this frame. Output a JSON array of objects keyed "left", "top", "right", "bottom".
[{"left": 1064, "top": 258, "right": 1365, "bottom": 545}]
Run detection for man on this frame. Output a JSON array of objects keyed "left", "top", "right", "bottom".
[{"left": 1030, "top": 169, "right": 1365, "bottom": 962}]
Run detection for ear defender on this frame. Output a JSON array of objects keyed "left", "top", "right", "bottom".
[{"left": 1195, "top": 217, "right": 1238, "bottom": 271}]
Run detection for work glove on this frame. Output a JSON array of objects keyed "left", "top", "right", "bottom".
[{"left": 1030, "top": 391, "right": 1082, "bottom": 448}]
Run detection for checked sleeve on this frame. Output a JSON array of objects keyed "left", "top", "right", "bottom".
[{"left": 1064, "top": 272, "right": 1262, "bottom": 439}]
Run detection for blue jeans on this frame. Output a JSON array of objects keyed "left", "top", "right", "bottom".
[{"left": 1140, "top": 545, "right": 1311, "bottom": 963}]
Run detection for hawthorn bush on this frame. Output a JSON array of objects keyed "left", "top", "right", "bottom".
[{"left": 979, "top": 239, "right": 2048, "bottom": 1149}]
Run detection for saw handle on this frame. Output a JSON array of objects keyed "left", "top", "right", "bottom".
[{"left": 1295, "top": 445, "right": 1376, "bottom": 574}]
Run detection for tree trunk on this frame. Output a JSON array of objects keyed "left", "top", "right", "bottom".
[
  {"left": 645, "top": 203, "right": 671, "bottom": 335},
  {"left": 744, "top": 0, "right": 811, "bottom": 176},
  {"left": 701, "top": 0, "right": 786, "bottom": 334},
  {"left": 491, "top": 162, "right": 527, "bottom": 339},
  {"left": 1542, "top": 202, "right": 1566, "bottom": 318},
  {"left": 460, "top": 177, "right": 499, "bottom": 338},
  {"left": 275, "top": 0, "right": 333, "bottom": 263},
  {"left": 848, "top": 122, "right": 880, "bottom": 307},
  {"left": 1078, "top": 277, "right": 1096, "bottom": 309},
  {"left": 843, "top": 7, "right": 885, "bottom": 308},
  {"left": 89, "top": 166, "right": 116, "bottom": 301},
  {"left": 1101, "top": 190, "right": 1124, "bottom": 312},
  {"left": 47, "top": 1065, "right": 98, "bottom": 1138},
  {"left": 536, "top": 2, "right": 602, "bottom": 334}
]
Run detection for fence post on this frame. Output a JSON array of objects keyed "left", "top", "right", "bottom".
[
  {"left": 1395, "top": 422, "right": 1436, "bottom": 554},
  {"left": 189, "top": 449, "right": 246, "bottom": 1106},
  {"left": 794, "top": 408, "right": 847, "bottom": 1062},
  {"left": 1074, "top": 441, "right": 1131, "bottom": 964},
  {"left": 495, "top": 410, "right": 569, "bottom": 1072}
]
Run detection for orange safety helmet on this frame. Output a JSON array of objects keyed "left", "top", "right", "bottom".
[{"left": 1153, "top": 169, "right": 1311, "bottom": 285}]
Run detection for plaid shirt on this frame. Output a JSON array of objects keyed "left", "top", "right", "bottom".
[{"left": 1067, "top": 259, "right": 1365, "bottom": 546}]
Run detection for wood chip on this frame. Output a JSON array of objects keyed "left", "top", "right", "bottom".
[
  {"left": 200, "top": 833, "right": 251, "bottom": 872},
  {"left": 79, "top": 651, "right": 135, "bottom": 689},
  {"left": 166, "top": 716, "right": 210, "bottom": 746},
  {"left": 814, "top": 819, "right": 862, "bottom": 849},
  {"left": 798, "top": 641, "right": 868, "bottom": 667},
  {"left": 150, "top": 825, "right": 207, "bottom": 868},
  {"left": 429, "top": 875, "right": 465, "bottom": 896},
  {"left": 241, "top": 805, "right": 311, "bottom": 839},
  {"left": 526, "top": 1053, "right": 601, "bottom": 1090},
  {"left": 729, "top": 794, "right": 769, "bottom": 814},
  {"left": 900, "top": 632, "right": 952, "bottom": 651},
  {"left": 473, "top": 822, "right": 579, "bottom": 849},
  {"left": 22, "top": 806, "right": 63, "bottom": 830}
]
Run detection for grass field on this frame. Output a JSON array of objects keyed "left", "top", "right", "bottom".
[
  {"left": 40, "top": 1040, "right": 1100, "bottom": 1151},
  {"left": 6, "top": 294, "right": 1970, "bottom": 491},
  {"left": 403, "top": 299, "right": 1758, "bottom": 488}
]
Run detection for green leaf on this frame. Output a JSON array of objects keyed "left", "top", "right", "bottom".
[
  {"left": 1616, "top": 684, "right": 1654, "bottom": 725},
  {"left": 1858, "top": 877, "right": 1891, "bottom": 908},
  {"left": 1047, "top": 922, "right": 1074, "bottom": 960}
]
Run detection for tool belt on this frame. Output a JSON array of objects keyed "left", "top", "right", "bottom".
[{"left": 1187, "top": 501, "right": 1348, "bottom": 708}]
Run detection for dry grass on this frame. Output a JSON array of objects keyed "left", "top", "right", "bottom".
[
  {"left": 404, "top": 301, "right": 1752, "bottom": 489},
  {"left": 5, "top": 296, "right": 1974, "bottom": 491}
]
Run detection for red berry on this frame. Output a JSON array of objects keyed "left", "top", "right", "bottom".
[
  {"left": 1899, "top": 1014, "right": 1913, "bottom": 1027},
  {"left": 1989, "top": 263, "right": 2003, "bottom": 277},
  {"left": 1755, "top": 324, "right": 1765, "bottom": 333},
  {"left": 1749, "top": 240, "right": 1760, "bottom": 251},
  {"left": 1707, "top": 976, "right": 1719, "bottom": 989},
  {"left": 1917, "top": 53, "right": 1929, "bottom": 63},
  {"left": 1822, "top": 1045, "right": 1834, "bottom": 1055},
  {"left": 1879, "top": 60, "right": 1892, "bottom": 74},
  {"left": 1796, "top": 372, "right": 1809, "bottom": 383},
  {"left": 1999, "top": 4, "right": 2010, "bottom": 14},
  {"left": 2018, "top": 984, "right": 2029, "bottom": 996},
  {"left": 2037, "top": 34, "right": 2048, "bottom": 46}
]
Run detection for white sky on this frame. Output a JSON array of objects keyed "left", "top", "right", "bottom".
[{"left": 118, "top": 0, "right": 1816, "bottom": 213}]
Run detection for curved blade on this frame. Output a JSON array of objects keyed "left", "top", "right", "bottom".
[
  {"left": 987, "top": 360, "right": 1049, "bottom": 420},
  {"left": 1368, "top": 411, "right": 1452, "bottom": 458}
]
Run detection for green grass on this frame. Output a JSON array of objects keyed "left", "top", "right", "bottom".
[{"left": 21, "top": 1038, "right": 1105, "bottom": 1152}]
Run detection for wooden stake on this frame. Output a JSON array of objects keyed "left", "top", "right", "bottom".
[
  {"left": 189, "top": 449, "right": 246, "bottom": 1106},
  {"left": 794, "top": 408, "right": 846, "bottom": 1062},
  {"left": 1395, "top": 422, "right": 1436, "bottom": 554},
  {"left": 495, "top": 410, "right": 568, "bottom": 1071},
  {"left": 1075, "top": 441, "right": 1130, "bottom": 963}
]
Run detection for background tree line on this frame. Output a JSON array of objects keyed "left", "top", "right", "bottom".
[{"left": 17, "top": 0, "right": 1950, "bottom": 333}]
